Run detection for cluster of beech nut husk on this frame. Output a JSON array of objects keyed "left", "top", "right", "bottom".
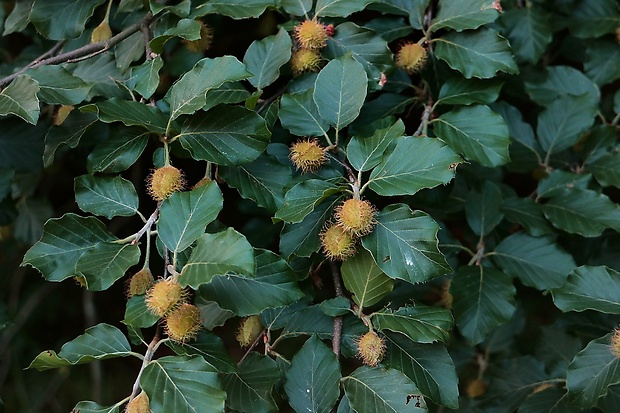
[
  {"left": 356, "top": 330, "right": 387, "bottom": 367},
  {"left": 289, "top": 18, "right": 333, "bottom": 75},
  {"left": 395, "top": 42, "right": 428, "bottom": 75}
]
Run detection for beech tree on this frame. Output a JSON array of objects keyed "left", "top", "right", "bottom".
[{"left": 1, "top": 0, "right": 620, "bottom": 412}]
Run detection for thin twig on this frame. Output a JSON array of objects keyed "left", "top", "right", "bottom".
[
  {"left": 329, "top": 261, "right": 344, "bottom": 357},
  {"left": 256, "top": 85, "right": 288, "bottom": 114},
  {"left": 130, "top": 328, "right": 161, "bottom": 400},
  {"left": 141, "top": 18, "right": 154, "bottom": 60},
  {"left": 0, "top": 12, "right": 154, "bottom": 88},
  {"left": 238, "top": 329, "right": 266, "bottom": 365}
]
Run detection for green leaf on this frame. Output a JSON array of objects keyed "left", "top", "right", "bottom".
[
  {"left": 324, "top": 22, "right": 393, "bottom": 83},
  {"left": 3, "top": 0, "right": 33, "bottom": 35},
  {"left": 537, "top": 170, "right": 591, "bottom": 199},
  {"left": 497, "top": 6, "right": 552, "bottom": 64},
  {"left": 518, "top": 386, "right": 578, "bottom": 413},
  {"left": 74, "top": 175, "right": 139, "bottom": 219},
  {"left": 44, "top": 111, "right": 98, "bottom": 168},
  {"left": 341, "top": 249, "right": 394, "bottom": 310},
  {"left": 384, "top": 335, "right": 459, "bottom": 409},
  {"left": 165, "top": 56, "right": 251, "bottom": 121},
  {"left": 588, "top": 152, "right": 620, "bottom": 188},
  {"left": 493, "top": 233, "right": 576, "bottom": 290},
  {"left": 70, "top": 54, "right": 126, "bottom": 100},
  {"left": 0, "top": 119, "right": 45, "bottom": 171},
  {"left": 204, "top": 82, "right": 251, "bottom": 112},
  {"left": 141, "top": 355, "right": 226, "bottom": 413},
  {"left": 179, "top": 228, "right": 255, "bottom": 288},
  {"left": 368, "top": 136, "right": 461, "bottom": 196},
  {"left": 542, "top": 188, "right": 620, "bottom": 237},
  {"left": 27, "top": 323, "right": 131, "bottom": 370},
  {"left": 123, "top": 296, "right": 159, "bottom": 330},
  {"left": 149, "top": 0, "right": 191, "bottom": 17},
  {"left": 149, "top": 18, "right": 200, "bottom": 53},
  {"left": 158, "top": 182, "right": 224, "bottom": 253},
  {"left": 342, "top": 366, "right": 428, "bottom": 413},
  {"left": 128, "top": 56, "right": 164, "bottom": 99},
  {"left": 219, "top": 152, "right": 292, "bottom": 213},
  {"left": 26, "top": 65, "right": 91, "bottom": 105},
  {"left": 275, "top": 180, "right": 341, "bottom": 223},
  {"left": 434, "top": 28, "right": 518, "bottom": 79},
  {"left": 81, "top": 98, "right": 168, "bottom": 134},
  {"left": 430, "top": 0, "right": 499, "bottom": 32},
  {"left": 524, "top": 66, "right": 599, "bottom": 107},
  {"left": 280, "top": 0, "right": 312, "bottom": 16},
  {"left": 347, "top": 118, "right": 404, "bottom": 172},
  {"left": 279, "top": 90, "right": 330, "bottom": 137},
  {"left": 167, "top": 330, "right": 237, "bottom": 373},
  {"left": 198, "top": 249, "right": 303, "bottom": 316},
  {"left": 21, "top": 214, "right": 115, "bottom": 282},
  {"left": 0, "top": 75, "right": 40, "bottom": 124},
  {"left": 537, "top": 97, "right": 596, "bottom": 156},
  {"left": 244, "top": 28, "right": 292, "bottom": 90},
  {"left": 284, "top": 335, "right": 341, "bottom": 413},
  {"left": 551, "top": 266, "right": 620, "bottom": 314},
  {"left": 177, "top": 105, "right": 270, "bottom": 165},
  {"left": 114, "top": 32, "right": 144, "bottom": 72},
  {"left": 191, "top": 0, "right": 275, "bottom": 19},
  {"left": 313, "top": 55, "right": 367, "bottom": 131},
  {"left": 501, "top": 197, "right": 553, "bottom": 237},
  {"left": 223, "top": 353, "right": 279, "bottom": 413},
  {"left": 373, "top": 306, "right": 452, "bottom": 344},
  {"left": 450, "top": 265, "right": 516, "bottom": 345},
  {"left": 71, "top": 401, "right": 121, "bottom": 413},
  {"left": 567, "top": 334, "right": 620, "bottom": 407},
  {"left": 433, "top": 104, "right": 510, "bottom": 167},
  {"left": 315, "top": 0, "right": 373, "bottom": 17},
  {"left": 362, "top": 204, "right": 451, "bottom": 284},
  {"left": 436, "top": 77, "right": 503, "bottom": 106},
  {"left": 585, "top": 40, "right": 620, "bottom": 86},
  {"left": 30, "top": 0, "right": 106, "bottom": 40},
  {"left": 465, "top": 181, "right": 503, "bottom": 236},
  {"left": 320, "top": 297, "right": 351, "bottom": 317},
  {"left": 77, "top": 243, "right": 140, "bottom": 291},
  {"left": 568, "top": 0, "right": 620, "bottom": 39},
  {"left": 87, "top": 127, "right": 149, "bottom": 173},
  {"left": 14, "top": 198, "right": 53, "bottom": 245}
]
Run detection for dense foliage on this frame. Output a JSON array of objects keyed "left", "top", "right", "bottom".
[{"left": 1, "top": 0, "right": 620, "bottom": 412}]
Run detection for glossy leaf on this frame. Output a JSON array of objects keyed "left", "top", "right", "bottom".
[
  {"left": 179, "top": 228, "right": 255, "bottom": 288},
  {"left": 493, "top": 232, "right": 575, "bottom": 290},
  {"left": 341, "top": 250, "right": 394, "bottom": 310},
  {"left": 219, "top": 152, "right": 292, "bottom": 213},
  {"left": 141, "top": 355, "right": 226, "bottom": 413},
  {"left": 77, "top": 242, "right": 140, "bottom": 291},
  {"left": 373, "top": 306, "right": 452, "bottom": 344},
  {"left": 0, "top": 75, "right": 40, "bottom": 124},
  {"left": 198, "top": 249, "right": 303, "bottom": 316},
  {"left": 178, "top": 105, "right": 270, "bottom": 165},
  {"left": 123, "top": 295, "right": 159, "bottom": 330},
  {"left": 501, "top": 197, "right": 553, "bottom": 237},
  {"left": 27, "top": 65, "right": 92, "bottom": 105},
  {"left": 81, "top": 98, "right": 168, "bottom": 134},
  {"left": 279, "top": 90, "right": 330, "bottom": 137},
  {"left": 87, "top": 127, "right": 149, "bottom": 173},
  {"left": 525, "top": 66, "right": 599, "bottom": 107},
  {"left": 29, "top": 0, "right": 106, "bottom": 40},
  {"left": 347, "top": 118, "right": 404, "bottom": 172},
  {"left": 44, "top": 111, "right": 98, "bottom": 168},
  {"left": 158, "top": 182, "right": 224, "bottom": 253},
  {"left": 566, "top": 334, "right": 620, "bottom": 407},
  {"left": 434, "top": 28, "right": 518, "bottom": 79},
  {"left": 567, "top": 0, "right": 620, "bottom": 39},
  {"left": 191, "top": 0, "right": 275, "bottom": 19},
  {"left": 284, "top": 335, "right": 341, "bottom": 413},
  {"left": 497, "top": 6, "right": 552, "bottom": 64},
  {"left": 362, "top": 204, "right": 451, "bottom": 284},
  {"left": 167, "top": 330, "right": 237, "bottom": 373},
  {"left": 433, "top": 104, "right": 510, "bottom": 167},
  {"left": 551, "top": 266, "right": 620, "bottom": 314},
  {"left": 74, "top": 175, "right": 139, "bottom": 219},
  {"left": 384, "top": 335, "right": 459, "bottom": 408},
  {"left": 314, "top": 55, "right": 367, "bottom": 131},
  {"left": 368, "top": 136, "right": 460, "bottom": 196},
  {"left": 244, "top": 28, "right": 292, "bottom": 89},
  {"left": 165, "top": 56, "right": 251, "bottom": 121},
  {"left": 128, "top": 56, "right": 164, "bottom": 99},
  {"left": 465, "top": 181, "right": 503, "bottom": 236},
  {"left": 223, "top": 353, "right": 279, "bottom": 413},
  {"left": 537, "top": 96, "right": 596, "bottom": 155},
  {"left": 450, "top": 265, "right": 516, "bottom": 345},
  {"left": 315, "top": 0, "right": 373, "bottom": 17},
  {"left": 436, "top": 78, "right": 503, "bottom": 106},
  {"left": 22, "top": 214, "right": 116, "bottom": 282},
  {"left": 280, "top": 0, "right": 312, "bottom": 16},
  {"left": 431, "top": 0, "right": 499, "bottom": 32},
  {"left": 27, "top": 323, "right": 132, "bottom": 370},
  {"left": 585, "top": 40, "right": 620, "bottom": 86},
  {"left": 275, "top": 180, "right": 341, "bottom": 224},
  {"left": 342, "top": 366, "right": 427, "bottom": 413}
]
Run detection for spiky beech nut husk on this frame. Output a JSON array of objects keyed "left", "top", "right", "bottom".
[
  {"left": 293, "top": 19, "right": 328, "bottom": 50},
  {"left": 335, "top": 198, "right": 377, "bottom": 236},
  {"left": 466, "top": 378, "right": 486, "bottom": 398},
  {"left": 54, "top": 105, "right": 74, "bottom": 126},
  {"left": 290, "top": 49, "right": 322, "bottom": 76},
  {"left": 165, "top": 303, "right": 202, "bottom": 343},
  {"left": 127, "top": 268, "right": 154, "bottom": 297},
  {"left": 91, "top": 21, "right": 113, "bottom": 43},
  {"left": 356, "top": 331, "right": 386, "bottom": 367},
  {"left": 192, "top": 176, "right": 212, "bottom": 190},
  {"left": 320, "top": 223, "right": 356, "bottom": 261},
  {"left": 126, "top": 391, "right": 151, "bottom": 413},
  {"left": 73, "top": 275, "right": 87, "bottom": 288},
  {"left": 610, "top": 327, "right": 620, "bottom": 358},
  {"left": 395, "top": 43, "right": 428, "bottom": 74},
  {"left": 289, "top": 139, "right": 327, "bottom": 173},
  {"left": 183, "top": 21, "right": 213, "bottom": 53},
  {"left": 145, "top": 278, "right": 186, "bottom": 317},
  {"left": 236, "top": 315, "right": 263, "bottom": 348},
  {"left": 147, "top": 165, "right": 185, "bottom": 201}
]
